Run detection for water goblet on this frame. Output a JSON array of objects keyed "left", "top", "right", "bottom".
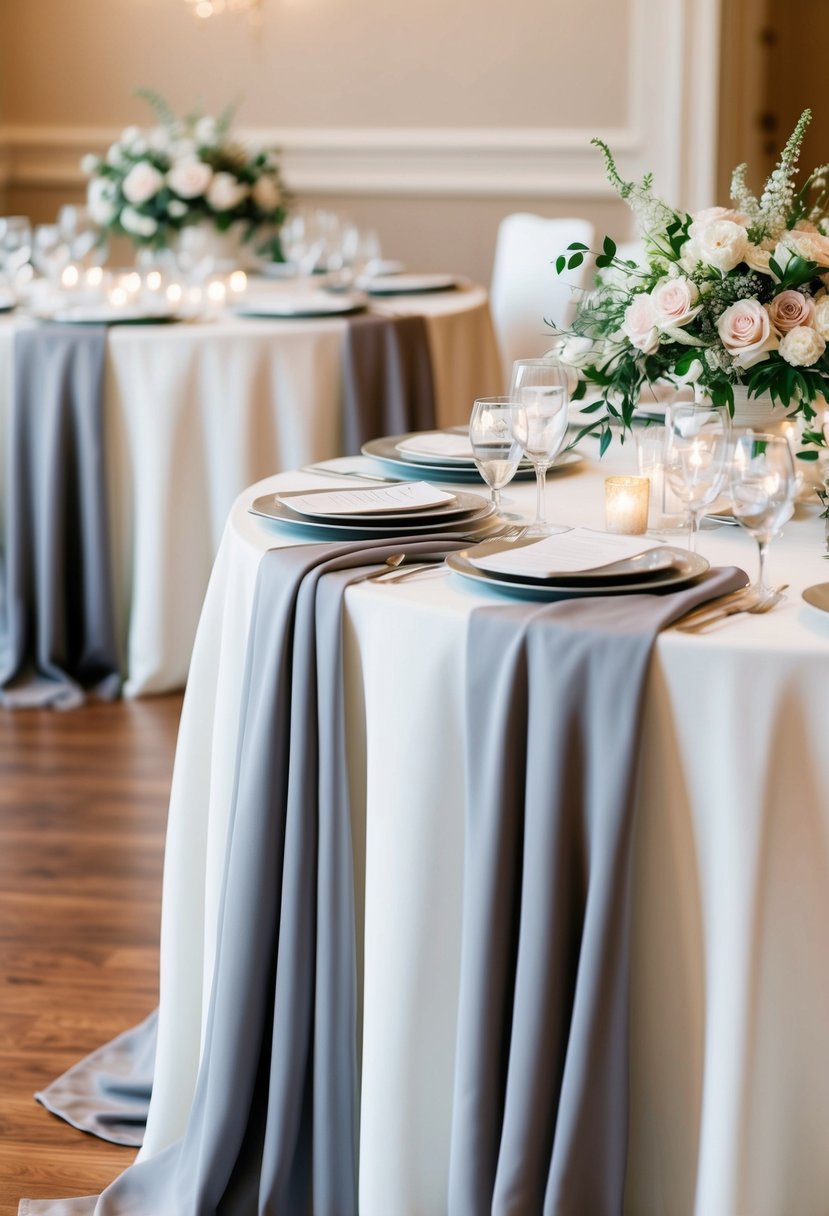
[
  {"left": 729, "top": 433, "right": 797, "bottom": 592},
  {"left": 469, "top": 397, "right": 524, "bottom": 516},
  {"left": 664, "top": 402, "right": 731, "bottom": 552},
  {"left": 508, "top": 359, "right": 570, "bottom": 535}
]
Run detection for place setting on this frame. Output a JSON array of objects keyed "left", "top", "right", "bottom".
[{"left": 248, "top": 478, "right": 498, "bottom": 540}]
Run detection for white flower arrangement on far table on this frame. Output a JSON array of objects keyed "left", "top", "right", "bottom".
[
  {"left": 82, "top": 91, "right": 286, "bottom": 255},
  {"left": 553, "top": 108, "right": 829, "bottom": 471}
]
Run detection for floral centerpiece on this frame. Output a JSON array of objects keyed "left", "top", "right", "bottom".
[
  {"left": 82, "top": 91, "right": 286, "bottom": 257},
  {"left": 553, "top": 108, "right": 829, "bottom": 473}
]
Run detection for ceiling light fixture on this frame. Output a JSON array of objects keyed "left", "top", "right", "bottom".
[{"left": 183, "top": 0, "right": 265, "bottom": 22}]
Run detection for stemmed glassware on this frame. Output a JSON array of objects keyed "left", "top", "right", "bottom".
[
  {"left": 468, "top": 397, "right": 524, "bottom": 515},
  {"left": 0, "top": 216, "right": 32, "bottom": 287},
  {"left": 729, "top": 433, "right": 797, "bottom": 592},
  {"left": 508, "top": 358, "right": 570, "bottom": 535},
  {"left": 664, "top": 402, "right": 731, "bottom": 551}
]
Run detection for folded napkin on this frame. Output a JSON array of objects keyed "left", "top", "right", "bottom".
[
  {"left": 341, "top": 313, "right": 436, "bottom": 454},
  {"left": 1, "top": 325, "right": 121, "bottom": 708},
  {"left": 448, "top": 566, "right": 747, "bottom": 1215}
]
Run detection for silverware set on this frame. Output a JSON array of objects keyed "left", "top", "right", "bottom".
[
  {"left": 351, "top": 524, "right": 527, "bottom": 585},
  {"left": 673, "top": 583, "right": 788, "bottom": 633}
]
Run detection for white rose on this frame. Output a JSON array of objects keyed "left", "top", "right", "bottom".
[
  {"left": 122, "top": 160, "right": 164, "bottom": 206},
  {"left": 194, "top": 116, "right": 218, "bottom": 146},
  {"left": 167, "top": 199, "right": 188, "bottom": 219},
  {"left": 106, "top": 142, "right": 126, "bottom": 167},
  {"left": 80, "top": 153, "right": 100, "bottom": 176},
  {"left": 813, "top": 295, "right": 829, "bottom": 340},
  {"left": 785, "top": 228, "right": 829, "bottom": 268},
  {"left": 623, "top": 293, "right": 660, "bottom": 354},
  {"left": 120, "top": 207, "right": 158, "bottom": 238},
  {"left": 167, "top": 158, "right": 213, "bottom": 199},
  {"left": 688, "top": 206, "right": 750, "bottom": 239},
  {"left": 651, "top": 276, "right": 701, "bottom": 329},
  {"left": 694, "top": 220, "right": 749, "bottom": 273},
  {"left": 207, "top": 171, "right": 249, "bottom": 211},
  {"left": 559, "top": 334, "right": 595, "bottom": 369},
  {"left": 779, "top": 326, "right": 826, "bottom": 367},
  {"left": 252, "top": 174, "right": 281, "bottom": 213},
  {"left": 87, "top": 177, "right": 117, "bottom": 225},
  {"left": 120, "top": 125, "right": 141, "bottom": 148},
  {"left": 717, "top": 298, "right": 778, "bottom": 368}
]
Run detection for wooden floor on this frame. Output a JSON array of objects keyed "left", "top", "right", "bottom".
[{"left": 0, "top": 695, "right": 182, "bottom": 1216}]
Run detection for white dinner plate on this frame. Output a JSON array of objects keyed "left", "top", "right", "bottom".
[
  {"left": 275, "top": 486, "right": 486, "bottom": 526},
  {"left": 249, "top": 492, "right": 495, "bottom": 538},
  {"left": 363, "top": 273, "right": 458, "bottom": 296},
  {"left": 232, "top": 291, "right": 367, "bottom": 319},
  {"left": 362, "top": 433, "right": 580, "bottom": 482},
  {"left": 446, "top": 539, "right": 709, "bottom": 599},
  {"left": 36, "top": 304, "right": 178, "bottom": 325}
]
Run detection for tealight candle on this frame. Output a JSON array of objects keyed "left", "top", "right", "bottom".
[
  {"left": 229, "top": 270, "right": 247, "bottom": 295},
  {"left": 605, "top": 475, "right": 650, "bottom": 534},
  {"left": 60, "top": 264, "right": 80, "bottom": 290}
]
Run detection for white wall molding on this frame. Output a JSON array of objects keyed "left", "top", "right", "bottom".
[
  {"left": 0, "top": 0, "right": 721, "bottom": 210},
  {"left": 0, "top": 123, "right": 645, "bottom": 201}
]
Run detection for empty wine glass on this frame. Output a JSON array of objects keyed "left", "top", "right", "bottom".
[
  {"left": 32, "top": 223, "right": 70, "bottom": 285},
  {"left": 0, "top": 216, "right": 32, "bottom": 285},
  {"left": 664, "top": 402, "right": 731, "bottom": 551},
  {"left": 730, "top": 433, "right": 797, "bottom": 592},
  {"left": 469, "top": 397, "right": 524, "bottom": 515},
  {"left": 508, "top": 359, "right": 570, "bottom": 535}
]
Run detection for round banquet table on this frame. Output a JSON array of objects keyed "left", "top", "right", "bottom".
[
  {"left": 0, "top": 282, "right": 501, "bottom": 697},
  {"left": 142, "top": 442, "right": 829, "bottom": 1216}
]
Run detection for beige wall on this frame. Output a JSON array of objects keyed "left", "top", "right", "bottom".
[{"left": 0, "top": 0, "right": 722, "bottom": 285}]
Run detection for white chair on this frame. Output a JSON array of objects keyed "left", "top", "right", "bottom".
[{"left": 489, "top": 213, "right": 595, "bottom": 388}]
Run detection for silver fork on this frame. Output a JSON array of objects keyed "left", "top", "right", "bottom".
[{"left": 676, "top": 584, "right": 788, "bottom": 633}]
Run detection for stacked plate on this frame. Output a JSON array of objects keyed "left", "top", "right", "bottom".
[
  {"left": 249, "top": 479, "right": 496, "bottom": 540},
  {"left": 232, "top": 290, "right": 367, "bottom": 319},
  {"left": 359, "top": 273, "right": 458, "bottom": 295},
  {"left": 446, "top": 530, "right": 709, "bottom": 601},
  {"left": 362, "top": 429, "right": 581, "bottom": 483}
]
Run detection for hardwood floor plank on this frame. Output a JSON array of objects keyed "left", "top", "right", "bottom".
[{"left": 0, "top": 696, "right": 180, "bottom": 1216}]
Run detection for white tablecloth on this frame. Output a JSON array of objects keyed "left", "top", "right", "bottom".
[
  {"left": 143, "top": 446, "right": 829, "bottom": 1216},
  {"left": 0, "top": 284, "right": 500, "bottom": 696}
]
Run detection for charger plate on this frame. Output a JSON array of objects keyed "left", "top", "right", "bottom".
[
  {"left": 362, "top": 433, "right": 581, "bottom": 482},
  {"left": 249, "top": 492, "right": 495, "bottom": 539},
  {"left": 446, "top": 538, "right": 709, "bottom": 600}
]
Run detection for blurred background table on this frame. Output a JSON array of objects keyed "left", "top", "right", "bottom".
[{"left": 0, "top": 283, "right": 500, "bottom": 695}]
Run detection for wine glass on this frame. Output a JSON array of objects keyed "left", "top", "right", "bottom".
[
  {"left": 508, "top": 359, "right": 570, "bottom": 535},
  {"left": 469, "top": 397, "right": 524, "bottom": 514},
  {"left": 729, "top": 433, "right": 797, "bottom": 592},
  {"left": 0, "top": 216, "right": 32, "bottom": 286},
  {"left": 664, "top": 402, "right": 731, "bottom": 551},
  {"left": 31, "top": 223, "right": 70, "bottom": 285}
]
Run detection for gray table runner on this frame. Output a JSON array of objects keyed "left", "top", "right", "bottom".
[
  {"left": 21, "top": 532, "right": 467, "bottom": 1216},
  {"left": 22, "top": 552, "right": 745, "bottom": 1216},
  {"left": 448, "top": 566, "right": 747, "bottom": 1216},
  {"left": 0, "top": 325, "right": 121, "bottom": 708},
  {"left": 341, "top": 313, "right": 436, "bottom": 454}
]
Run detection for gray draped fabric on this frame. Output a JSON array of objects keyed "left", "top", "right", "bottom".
[
  {"left": 448, "top": 566, "right": 747, "bottom": 1216},
  {"left": 341, "top": 313, "right": 436, "bottom": 454},
  {"left": 21, "top": 548, "right": 745, "bottom": 1216},
  {"left": 20, "top": 533, "right": 467, "bottom": 1216},
  {"left": 36, "top": 1011, "right": 156, "bottom": 1147},
  {"left": 0, "top": 325, "right": 120, "bottom": 708}
]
